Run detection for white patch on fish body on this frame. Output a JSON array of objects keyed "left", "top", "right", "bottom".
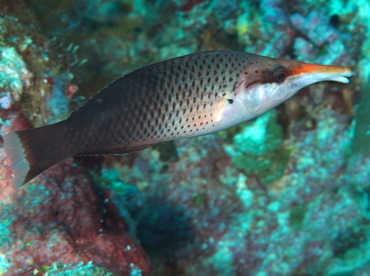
[{"left": 202, "top": 80, "right": 266, "bottom": 133}]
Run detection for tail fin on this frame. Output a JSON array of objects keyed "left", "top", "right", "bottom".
[{"left": 3, "top": 122, "right": 72, "bottom": 188}]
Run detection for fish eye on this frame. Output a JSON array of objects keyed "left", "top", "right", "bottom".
[{"left": 273, "top": 67, "right": 288, "bottom": 83}]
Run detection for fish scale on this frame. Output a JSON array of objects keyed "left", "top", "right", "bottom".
[
  {"left": 84, "top": 51, "right": 241, "bottom": 149},
  {"left": 3, "top": 50, "right": 353, "bottom": 187}
]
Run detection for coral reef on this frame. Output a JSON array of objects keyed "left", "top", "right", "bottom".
[
  {"left": 0, "top": 160, "right": 150, "bottom": 276},
  {"left": 352, "top": 72, "right": 370, "bottom": 156},
  {"left": 0, "top": 104, "right": 151, "bottom": 275},
  {"left": 229, "top": 110, "right": 290, "bottom": 183},
  {"left": 0, "top": 1, "right": 150, "bottom": 275},
  {"left": 0, "top": 7, "right": 73, "bottom": 126},
  {"left": 1, "top": 0, "right": 370, "bottom": 275}
]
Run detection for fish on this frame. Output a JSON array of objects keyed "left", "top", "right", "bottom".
[{"left": 3, "top": 50, "right": 353, "bottom": 188}]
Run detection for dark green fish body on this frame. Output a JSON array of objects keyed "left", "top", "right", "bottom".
[{"left": 3, "top": 51, "right": 352, "bottom": 187}]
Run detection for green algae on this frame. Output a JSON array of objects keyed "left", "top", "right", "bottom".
[
  {"left": 0, "top": 47, "right": 28, "bottom": 101},
  {"left": 50, "top": 262, "right": 117, "bottom": 276},
  {"left": 352, "top": 73, "right": 370, "bottom": 156},
  {"left": 0, "top": 14, "right": 72, "bottom": 126},
  {"left": 233, "top": 110, "right": 283, "bottom": 156},
  {"left": 153, "top": 141, "right": 179, "bottom": 162},
  {"left": 289, "top": 204, "right": 307, "bottom": 230},
  {"left": 192, "top": 193, "right": 206, "bottom": 206},
  {"left": 231, "top": 111, "right": 290, "bottom": 184}
]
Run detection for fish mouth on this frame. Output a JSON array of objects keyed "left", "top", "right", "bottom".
[
  {"left": 306, "top": 69, "right": 353, "bottom": 85},
  {"left": 290, "top": 63, "right": 354, "bottom": 85},
  {"left": 323, "top": 69, "right": 353, "bottom": 83}
]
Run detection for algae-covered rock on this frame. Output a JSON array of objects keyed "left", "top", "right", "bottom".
[
  {"left": 0, "top": 13, "right": 73, "bottom": 126},
  {"left": 231, "top": 110, "right": 289, "bottom": 183},
  {"left": 352, "top": 72, "right": 370, "bottom": 156},
  {"left": 234, "top": 110, "right": 283, "bottom": 155}
]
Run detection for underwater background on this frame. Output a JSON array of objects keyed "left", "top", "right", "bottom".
[{"left": 0, "top": 0, "right": 369, "bottom": 275}]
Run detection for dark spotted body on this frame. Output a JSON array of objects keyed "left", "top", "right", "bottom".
[
  {"left": 3, "top": 50, "right": 353, "bottom": 187},
  {"left": 68, "top": 51, "right": 259, "bottom": 155}
]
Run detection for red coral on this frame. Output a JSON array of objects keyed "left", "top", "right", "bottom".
[
  {"left": 0, "top": 151, "right": 17, "bottom": 201},
  {"left": 179, "top": 0, "right": 206, "bottom": 12},
  {"left": 0, "top": 103, "right": 33, "bottom": 133},
  {"left": 0, "top": 106, "right": 33, "bottom": 201},
  {"left": 2, "top": 161, "right": 150, "bottom": 275}
]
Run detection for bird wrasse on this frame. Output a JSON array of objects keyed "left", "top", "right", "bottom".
[{"left": 3, "top": 50, "right": 353, "bottom": 188}]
